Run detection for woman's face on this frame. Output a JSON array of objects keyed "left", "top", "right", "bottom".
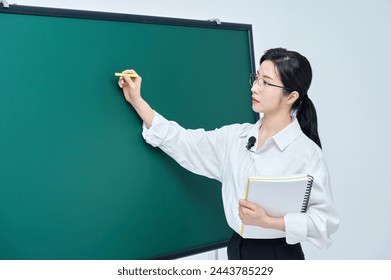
[{"left": 251, "top": 60, "right": 286, "bottom": 114}]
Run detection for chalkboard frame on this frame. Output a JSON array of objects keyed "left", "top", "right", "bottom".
[
  {"left": 0, "top": 4, "right": 257, "bottom": 259},
  {"left": 1, "top": 4, "right": 255, "bottom": 31}
]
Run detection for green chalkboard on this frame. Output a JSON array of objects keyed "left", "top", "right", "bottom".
[{"left": 0, "top": 5, "right": 256, "bottom": 259}]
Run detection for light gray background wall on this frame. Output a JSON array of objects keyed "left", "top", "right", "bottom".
[{"left": 8, "top": 0, "right": 391, "bottom": 259}]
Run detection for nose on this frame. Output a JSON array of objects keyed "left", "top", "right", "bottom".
[{"left": 251, "top": 84, "right": 258, "bottom": 95}]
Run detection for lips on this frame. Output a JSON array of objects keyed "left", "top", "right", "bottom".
[{"left": 252, "top": 97, "right": 260, "bottom": 103}]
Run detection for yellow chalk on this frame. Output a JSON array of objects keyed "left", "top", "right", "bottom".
[{"left": 115, "top": 72, "right": 139, "bottom": 78}]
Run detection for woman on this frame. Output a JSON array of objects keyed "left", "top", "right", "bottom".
[{"left": 117, "top": 48, "right": 339, "bottom": 260}]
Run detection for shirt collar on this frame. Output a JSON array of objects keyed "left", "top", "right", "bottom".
[
  {"left": 273, "top": 118, "right": 303, "bottom": 151},
  {"left": 240, "top": 117, "right": 303, "bottom": 152}
]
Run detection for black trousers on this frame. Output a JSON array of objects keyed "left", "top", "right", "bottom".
[{"left": 227, "top": 232, "right": 305, "bottom": 260}]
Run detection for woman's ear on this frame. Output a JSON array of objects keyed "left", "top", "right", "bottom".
[{"left": 286, "top": 91, "right": 299, "bottom": 105}]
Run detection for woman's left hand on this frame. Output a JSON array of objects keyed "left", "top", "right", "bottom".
[{"left": 238, "top": 199, "right": 271, "bottom": 228}]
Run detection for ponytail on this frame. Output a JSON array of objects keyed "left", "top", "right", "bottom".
[
  {"left": 296, "top": 97, "right": 322, "bottom": 149},
  {"left": 260, "top": 48, "right": 323, "bottom": 149}
]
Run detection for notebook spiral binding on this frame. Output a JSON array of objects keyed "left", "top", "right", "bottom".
[{"left": 301, "top": 175, "right": 314, "bottom": 213}]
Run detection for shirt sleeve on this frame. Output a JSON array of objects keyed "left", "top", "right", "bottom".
[
  {"left": 142, "top": 111, "right": 231, "bottom": 182},
  {"left": 284, "top": 156, "right": 340, "bottom": 249}
]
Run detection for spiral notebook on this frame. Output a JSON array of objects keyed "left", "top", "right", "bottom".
[{"left": 240, "top": 174, "right": 313, "bottom": 239}]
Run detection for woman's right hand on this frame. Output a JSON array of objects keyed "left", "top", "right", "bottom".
[
  {"left": 118, "top": 69, "right": 142, "bottom": 104},
  {"left": 117, "top": 69, "right": 154, "bottom": 128}
]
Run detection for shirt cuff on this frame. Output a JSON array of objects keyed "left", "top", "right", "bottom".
[
  {"left": 142, "top": 111, "right": 170, "bottom": 147},
  {"left": 284, "top": 212, "right": 307, "bottom": 244}
]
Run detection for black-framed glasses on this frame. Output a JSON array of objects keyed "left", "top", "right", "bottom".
[{"left": 249, "top": 73, "right": 292, "bottom": 91}]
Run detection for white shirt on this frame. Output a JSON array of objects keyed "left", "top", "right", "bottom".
[{"left": 142, "top": 111, "right": 339, "bottom": 249}]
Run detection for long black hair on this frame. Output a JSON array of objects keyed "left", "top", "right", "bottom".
[{"left": 260, "top": 48, "right": 322, "bottom": 149}]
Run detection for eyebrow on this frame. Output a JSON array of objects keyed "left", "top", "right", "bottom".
[{"left": 257, "top": 72, "right": 275, "bottom": 81}]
